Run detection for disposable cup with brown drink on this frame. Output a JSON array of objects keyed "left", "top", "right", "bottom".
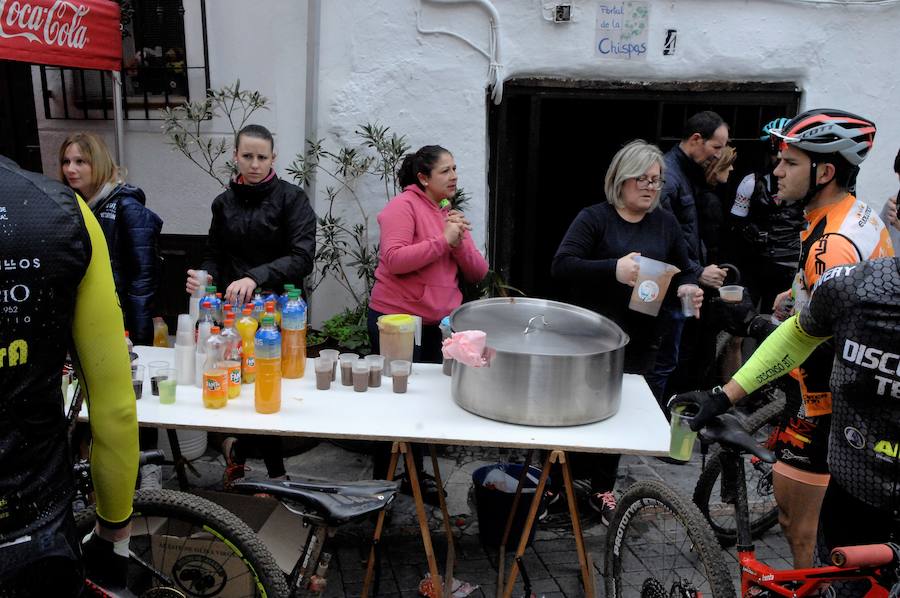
[
  {"left": 319, "top": 349, "right": 339, "bottom": 381},
  {"left": 131, "top": 364, "right": 145, "bottom": 400},
  {"left": 338, "top": 353, "right": 358, "bottom": 386},
  {"left": 628, "top": 256, "right": 681, "bottom": 317},
  {"left": 365, "top": 354, "right": 384, "bottom": 387},
  {"left": 148, "top": 360, "right": 170, "bottom": 396},
  {"left": 352, "top": 359, "right": 369, "bottom": 392},
  {"left": 390, "top": 360, "right": 410, "bottom": 394},
  {"left": 314, "top": 356, "right": 333, "bottom": 390}
]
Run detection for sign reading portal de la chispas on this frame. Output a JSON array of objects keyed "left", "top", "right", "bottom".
[{"left": 0, "top": 0, "right": 121, "bottom": 71}]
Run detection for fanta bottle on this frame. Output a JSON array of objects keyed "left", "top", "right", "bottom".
[
  {"left": 254, "top": 314, "right": 282, "bottom": 414},
  {"left": 220, "top": 317, "right": 242, "bottom": 399},
  {"left": 281, "top": 290, "right": 306, "bottom": 378},
  {"left": 203, "top": 326, "right": 228, "bottom": 408},
  {"left": 236, "top": 306, "right": 258, "bottom": 384}
]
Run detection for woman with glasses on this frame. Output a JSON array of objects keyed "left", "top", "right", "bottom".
[{"left": 549, "top": 140, "right": 703, "bottom": 522}]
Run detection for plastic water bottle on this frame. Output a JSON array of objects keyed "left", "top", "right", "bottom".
[
  {"left": 236, "top": 305, "right": 258, "bottom": 384},
  {"left": 281, "top": 290, "right": 306, "bottom": 378},
  {"left": 254, "top": 314, "right": 282, "bottom": 414},
  {"left": 250, "top": 288, "right": 265, "bottom": 323},
  {"left": 201, "top": 286, "right": 222, "bottom": 326}
]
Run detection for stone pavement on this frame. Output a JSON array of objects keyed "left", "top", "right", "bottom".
[{"left": 165, "top": 438, "right": 790, "bottom": 597}]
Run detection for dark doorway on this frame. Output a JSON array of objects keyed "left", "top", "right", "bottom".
[
  {"left": 487, "top": 80, "right": 800, "bottom": 301},
  {"left": 0, "top": 60, "right": 42, "bottom": 172}
]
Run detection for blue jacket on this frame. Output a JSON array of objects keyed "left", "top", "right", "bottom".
[
  {"left": 92, "top": 183, "right": 163, "bottom": 345},
  {"left": 659, "top": 145, "right": 705, "bottom": 272}
]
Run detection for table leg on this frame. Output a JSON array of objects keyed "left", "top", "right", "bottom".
[
  {"left": 558, "top": 450, "right": 596, "bottom": 596},
  {"left": 495, "top": 449, "right": 534, "bottom": 598},
  {"left": 405, "top": 443, "right": 444, "bottom": 598},
  {"left": 362, "top": 442, "right": 401, "bottom": 598},
  {"left": 502, "top": 451, "right": 553, "bottom": 598},
  {"left": 166, "top": 428, "right": 190, "bottom": 490},
  {"left": 429, "top": 445, "right": 455, "bottom": 598}
]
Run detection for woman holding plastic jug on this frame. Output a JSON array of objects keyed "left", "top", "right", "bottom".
[
  {"left": 367, "top": 145, "right": 489, "bottom": 501},
  {"left": 550, "top": 140, "right": 704, "bottom": 522},
  {"left": 367, "top": 145, "right": 489, "bottom": 362}
]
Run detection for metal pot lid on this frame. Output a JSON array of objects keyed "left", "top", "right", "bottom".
[{"left": 449, "top": 297, "right": 629, "bottom": 356}]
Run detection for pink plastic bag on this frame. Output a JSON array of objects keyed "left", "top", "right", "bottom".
[{"left": 441, "top": 330, "right": 488, "bottom": 367}]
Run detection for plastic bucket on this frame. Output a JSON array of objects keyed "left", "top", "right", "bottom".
[
  {"left": 157, "top": 429, "right": 208, "bottom": 461},
  {"left": 472, "top": 463, "right": 547, "bottom": 548}
]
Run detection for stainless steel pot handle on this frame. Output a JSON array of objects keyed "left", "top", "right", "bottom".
[{"left": 523, "top": 314, "right": 550, "bottom": 335}]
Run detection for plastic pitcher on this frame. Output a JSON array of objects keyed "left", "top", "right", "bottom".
[
  {"left": 377, "top": 314, "right": 415, "bottom": 376},
  {"left": 628, "top": 256, "right": 680, "bottom": 316}
]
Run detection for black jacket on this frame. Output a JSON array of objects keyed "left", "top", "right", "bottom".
[
  {"left": 202, "top": 174, "right": 316, "bottom": 293},
  {"left": 659, "top": 145, "right": 706, "bottom": 271},
  {"left": 92, "top": 183, "right": 163, "bottom": 345}
]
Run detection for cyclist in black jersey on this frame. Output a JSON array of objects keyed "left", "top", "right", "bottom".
[
  {"left": 0, "top": 156, "right": 139, "bottom": 596},
  {"left": 672, "top": 257, "right": 900, "bottom": 596}
]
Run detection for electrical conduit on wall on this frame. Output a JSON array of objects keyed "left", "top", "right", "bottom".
[{"left": 416, "top": 0, "right": 504, "bottom": 104}]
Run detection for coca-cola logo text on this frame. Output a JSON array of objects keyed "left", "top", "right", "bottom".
[{"left": 0, "top": 0, "right": 90, "bottom": 49}]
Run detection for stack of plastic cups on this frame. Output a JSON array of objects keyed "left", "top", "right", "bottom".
[
  {"left": 188, "top": 269, "right": 207, "bottom": 329},
  {"left": 174, "top": 314, "right": 195, "bottom": 385},
  {"left": 195, "top": 318, "right": 212, "bottom": 388}
]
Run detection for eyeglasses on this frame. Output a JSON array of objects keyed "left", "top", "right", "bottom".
[{"left": 634, "top": 175, "right": 665, "bottom": 190}]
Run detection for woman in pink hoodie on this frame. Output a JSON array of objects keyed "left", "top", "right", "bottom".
[
  {"left": 368, "top": 145, "right": 489, "bottom": 363},
  {"left": 368, "top": 145, "right": 489, "bottom": 497}
]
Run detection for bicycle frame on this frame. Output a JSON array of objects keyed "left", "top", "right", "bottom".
[{"left": 719, "top": 446, "right": 896, "bottom": 597}]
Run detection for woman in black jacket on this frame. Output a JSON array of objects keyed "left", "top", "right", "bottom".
[
  {"left": 59, "top": 132, "right": 163, "bottom": 346},
  {"left": 186, "top": 124, "right": 316, "bottom": 305},
  {"left": 186, "top": 124, "right": 317, "bottom": 484}
]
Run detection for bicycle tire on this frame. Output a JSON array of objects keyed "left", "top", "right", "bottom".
[
  {"left": 692, "top": 393, "right": 784, "bottom": 548},
  {"left": 75, "top": 489, "right": 290, "bottom": 598},
  {"left": 605, "top": 480, "right": 736, "bottom": 598}
]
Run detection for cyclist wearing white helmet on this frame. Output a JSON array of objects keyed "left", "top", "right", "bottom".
[
  {"left": 730, "top": 118, "right": 806, "bottom": 313},
  {"left": 677, "top": 108, "right": 894, "bottom": 570}
]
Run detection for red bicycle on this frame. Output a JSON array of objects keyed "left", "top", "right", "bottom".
[{"left": 605, "top": 413, "right": 900, "bottom": 597}]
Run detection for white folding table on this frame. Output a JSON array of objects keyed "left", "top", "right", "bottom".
[{"left": 132, "top": 346, "right": 669, "bottom": 597}]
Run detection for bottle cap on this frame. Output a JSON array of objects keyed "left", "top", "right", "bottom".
[
  {"left": 205, "top": 285, "right": 215, "bottom": 293},
  {"left": 265, "top": 301, "right": 275, "bottom": 313},
  {"left": 242, "top": 306, "right": 252, "bottom": 315},
  {"left": 124, "top": 330, "right": 130, "bottom": 338},
  {"left": 225, "top": 318, "right": 234, "bottom": 326},
  {"left": 224, "top": 303, "right": 232, "bottom": 311},
  {"left": 261, "top": 315, "right": 275, "bottom": 326},
  {"left": 201, "top": 300, "right": 211, "bottom": 308},
  {"left": 210, "top": 326, "right": 220, "bottom": 334},
  {"left": 284, "top": 284, "right": 295, "bottom": 291}
]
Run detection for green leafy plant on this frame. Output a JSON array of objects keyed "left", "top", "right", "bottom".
[
  {"left": 320, "top": 306, "right": 370, "bottom": 354},
  {"left": 160, "top": 80, "right": 269, "bottom": 187}
]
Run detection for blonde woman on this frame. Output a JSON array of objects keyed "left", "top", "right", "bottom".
[{"left": 59, "top": 133, "right": 162, "bottom": 346}]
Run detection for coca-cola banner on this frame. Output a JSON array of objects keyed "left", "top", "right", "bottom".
[{"left": 0, "top": 0, "right": 121, "bottom": 71}]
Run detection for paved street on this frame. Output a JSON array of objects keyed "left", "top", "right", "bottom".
[{"left": 165, "top": 437, "right": 789, "bottom": 596}]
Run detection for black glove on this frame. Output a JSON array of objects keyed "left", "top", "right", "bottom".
[
  {"left": 708, "top": 295, "right": 757, "bottom": 337},
  {"left": 82, "top": 531, "right": 129, "bottom": 590},
  {"left": 667, "top": 387, "right": 732, "bottom": 431}
]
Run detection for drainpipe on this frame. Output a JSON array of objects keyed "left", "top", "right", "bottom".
[{"left": 304, "top": 0, "right": 321, "bottom": 203}]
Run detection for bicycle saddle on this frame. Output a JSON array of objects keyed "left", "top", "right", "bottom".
[
  {"left": 700, "top": 413, "right": 776, "bottom": 463},
  {"left": 231, "top": 478, "right": 400, "bottom": 525}
]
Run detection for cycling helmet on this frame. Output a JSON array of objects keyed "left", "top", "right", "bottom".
[
  {"left": 759, "top": 117, "right": 790, "bottom": 140},
  {"left": 769, "top": 108, "right": 876, "bottom": 166}
]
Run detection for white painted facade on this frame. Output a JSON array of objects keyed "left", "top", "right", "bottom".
[{"left": 33, "top": 0, "right": 900, "bottom": 318}]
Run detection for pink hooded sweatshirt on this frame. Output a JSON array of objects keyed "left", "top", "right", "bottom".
[{"left": 369, "top": 185, "right": 489, "bottom": 324}]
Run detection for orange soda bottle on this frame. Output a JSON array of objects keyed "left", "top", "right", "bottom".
[
  {"left": 254, "top": 313, "right": 281, "bottom": 414},
  {"left": 281, "top": 290, "right": 306, "bottom": 378},
  {"left": 236, "top": 306, "right": 258, "bottom": 384}
]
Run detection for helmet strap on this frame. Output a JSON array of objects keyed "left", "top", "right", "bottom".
[{"left": 799, "top": 159, "right": 827, "bottom": 207}]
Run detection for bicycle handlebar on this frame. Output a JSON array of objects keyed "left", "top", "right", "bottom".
[{"left": 831, "top": 543, "right": 900, "bottom": 568}]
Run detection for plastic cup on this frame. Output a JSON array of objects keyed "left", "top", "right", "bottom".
[
  {"left": 192, "top": 269, "right": 208, "bottom": 297},
  {"left": 352, "top": 359, "right": 369, "bottom": 392},
  {"left": 680, "top": 284, "right": 700, "bottom": 318},
  {"left": 365, "top": 354, "right": 384, "bottom": 388},
  {"left": 719, "top": 285, "right": 744, "bottom": 303},
  {"left": 629, "top": 256, "right": 680, "bottom": 317},
  {"left": 319, "top": 349, "right": 339, "bottom": 381},
  {"left": 131, "top": 364, "right": 145, "bottom": 401},
  {"left": 669, "top": 404, "right": 700, "bottom": 461},
  {"left": 157, "top": 368, "right": 177, "bottom": 404},
  {"left": 314, "top": 356, "right": 332, "bottom": 390},
  {"left": 148, "top": 360, "right": 170, "bottom": 395},
  {"left": 390, "top": 360, "right": 411, "bottom": 394},
  {"left": 339, "top": 353, "right": 358, "bottom": 386}
]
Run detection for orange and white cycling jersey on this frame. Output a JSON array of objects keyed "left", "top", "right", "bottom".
[{"left": 792, "top": 193, "right": 894, "bottom": 312}]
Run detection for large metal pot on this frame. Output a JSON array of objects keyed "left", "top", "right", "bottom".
[{"left": 449, "top": 297, "right": 629, "bottom": 426}]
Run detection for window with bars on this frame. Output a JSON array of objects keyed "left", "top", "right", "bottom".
[{"left": 39, "top": 0, "right": 209, "bottom": 120}]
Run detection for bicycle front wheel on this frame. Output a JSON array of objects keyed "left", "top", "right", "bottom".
[
  {"left": 605, "top": 480, "right": 735, "bottom": 598},
  {"left": 693, "top": 394, "right": 783, "bottom": 547},
  {"left": 76, "top": 489, "right": 290, "bottom": 598}
]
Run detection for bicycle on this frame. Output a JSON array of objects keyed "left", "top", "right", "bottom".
[
  {"left": 692, "top": 385, "right": 784, "bottom": 547},
  {"left": 605, "top": 413, "right": 900, "bottom": 597}
]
